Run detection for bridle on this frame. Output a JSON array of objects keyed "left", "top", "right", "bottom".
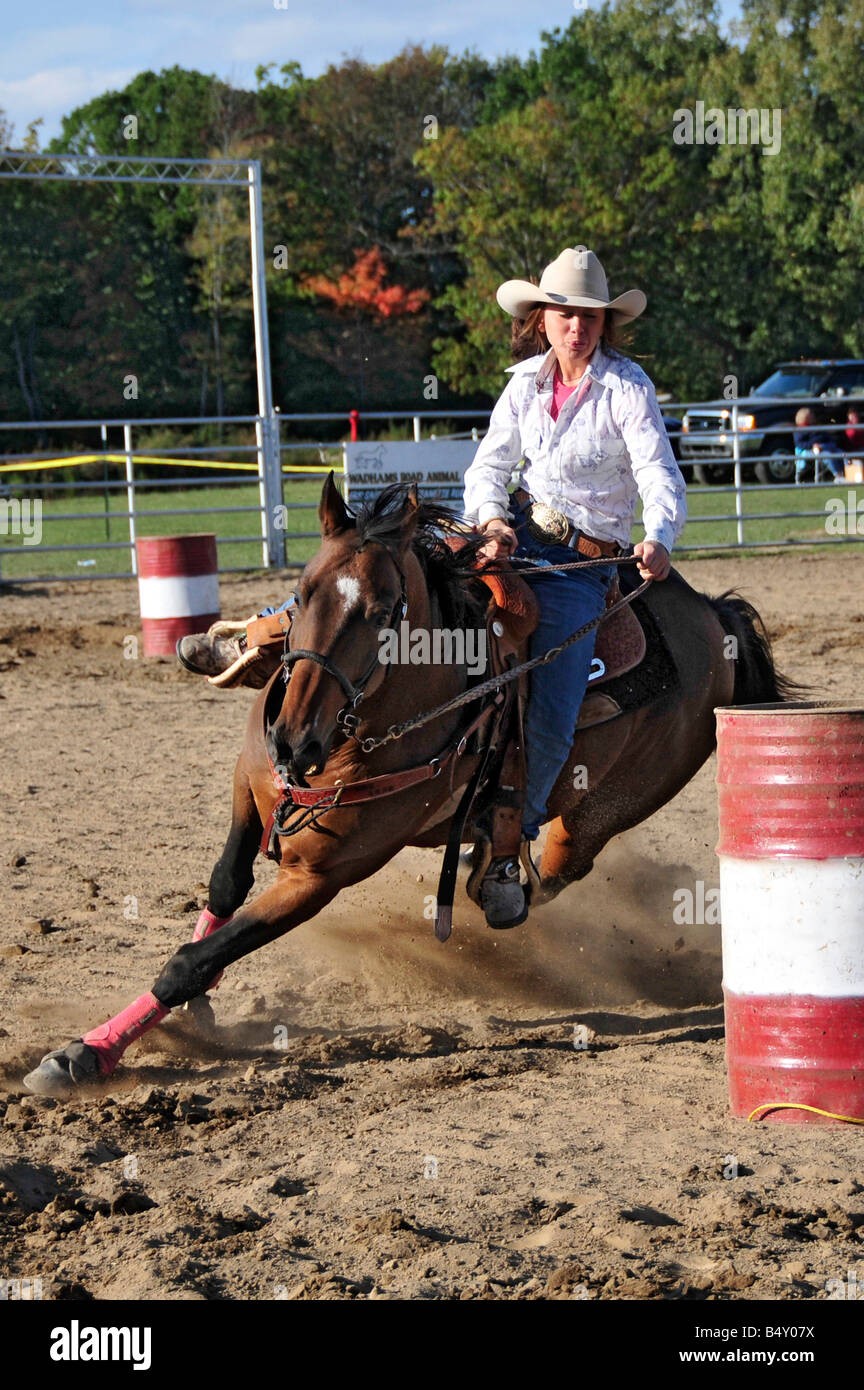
[{"left": 277, "top": 547, "right": 409, "bottom": 737}]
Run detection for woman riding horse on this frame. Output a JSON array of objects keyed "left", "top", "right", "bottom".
[
  {"left": 181, "top": 246, "right": 687, "bottom": 929},
  {"left": 463, "top": 247, "right": 686, "bottom": 924}
]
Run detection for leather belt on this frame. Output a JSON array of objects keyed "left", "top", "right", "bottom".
[{"left": 512, "top": 489, "right": 621, "bottom": 559}]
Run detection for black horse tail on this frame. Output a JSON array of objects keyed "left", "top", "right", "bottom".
[{"left": 707, "top": 590, "right": 806, "bottom": 707}]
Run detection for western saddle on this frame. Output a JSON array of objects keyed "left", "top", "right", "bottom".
[{"left": 204, "top": 554, "right": 645, "bottom": 885}]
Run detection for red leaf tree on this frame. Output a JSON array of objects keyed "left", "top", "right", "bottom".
[{"left": 302, "top": 247, "right": 430, "bottom": 318}]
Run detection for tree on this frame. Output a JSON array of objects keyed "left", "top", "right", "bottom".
[
  {"left": 296, "top": 247, "right": 431, "bottom": 405},
  {"left": 416, "top": 1, "right": 734, "bottom": 397}
]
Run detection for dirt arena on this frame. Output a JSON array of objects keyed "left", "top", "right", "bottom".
[{"left": 1, "top": 550, "right": 863, "bottom": 1302}]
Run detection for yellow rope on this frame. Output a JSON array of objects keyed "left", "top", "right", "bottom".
[
  {"left": 0, "top": 456, "right": 344, "bottom": 476},
  {"left": 747, "top": 1101, "right": 864, "bottom": 1125},
  {"left": 0, "top": 454, "right": 254, "bottom": 474}
]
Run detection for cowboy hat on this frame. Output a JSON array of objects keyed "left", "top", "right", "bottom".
[{"left": 496, "top": 247, "right": 646, "bottom": 324}]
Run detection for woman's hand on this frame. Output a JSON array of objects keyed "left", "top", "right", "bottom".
[
  {"left": 478, "top": 518, "right": 518, "bottom": 561},
  {"left": 633, "top": 539, "right": 671, "bottom": 581}
]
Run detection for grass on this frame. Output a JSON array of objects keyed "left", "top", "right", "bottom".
[
  {"left": 0, "top": 477, "right": 328, "bottom": 582},
  {"left": 1, "top": 471, "right": 862, "bottom": 584},
  {"left": 672, "top": 478, "right": 864, "bottom": 552}
]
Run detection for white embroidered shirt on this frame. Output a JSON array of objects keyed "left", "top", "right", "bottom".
[{"left": 462, "top": 343, "right": 687, "bottom": 553}]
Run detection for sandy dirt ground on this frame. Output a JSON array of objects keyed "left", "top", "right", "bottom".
[{"left": 1, "top": 550, "right": 863, "bottom": 1302}]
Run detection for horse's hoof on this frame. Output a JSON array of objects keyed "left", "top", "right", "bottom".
[
  {"left": 183, "top": 993, "right": 217, "bottom": 1037},
  {"left": 23, "top": 1040, "right": 103, "bottom": 1095}
]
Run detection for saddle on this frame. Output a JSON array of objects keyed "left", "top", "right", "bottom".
[{"left": 203, "top": 555, "right": 649, "bottom": 887}]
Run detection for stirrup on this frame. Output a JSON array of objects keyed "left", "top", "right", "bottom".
[{"left": 480, "top": 852, "right": 529, "bottom": 929}]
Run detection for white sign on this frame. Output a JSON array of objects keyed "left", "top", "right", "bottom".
[{"left": 344, "top": 439, "right": 480, "bottom": 506}]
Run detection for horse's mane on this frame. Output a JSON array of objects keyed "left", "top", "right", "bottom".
[{"left": 351, "top": 483, "right": 490, "bottom": 630}]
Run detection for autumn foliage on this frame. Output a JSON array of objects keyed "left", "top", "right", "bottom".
[{"left": 301, "top": 248, "right": 430, "bottom": 319}]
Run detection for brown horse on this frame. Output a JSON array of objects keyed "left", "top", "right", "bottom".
[{"left": 24, "top": 476, "right": 792, "bottom": 1094}]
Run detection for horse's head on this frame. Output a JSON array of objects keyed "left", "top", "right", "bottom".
[{"left": 265, "top": 473, "right": 420, "bottom": 783}]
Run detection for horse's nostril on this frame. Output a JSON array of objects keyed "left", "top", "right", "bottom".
[{"left": 284, "top": 736, "right": 323, "bottom": 781}]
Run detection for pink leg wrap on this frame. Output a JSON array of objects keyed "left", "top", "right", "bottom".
[
  {"left": 81, "top": 992, "right": 170, "bottom": 1077},
  {"left": 191, "top": 908, "right": 233, "bottom": 991},
  {"left": 192, "top": 908, "right": 232, "bottom": 942}
]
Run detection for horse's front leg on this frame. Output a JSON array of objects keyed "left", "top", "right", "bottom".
[
  {"left": 23, "top": 868, "right": 336, "bottom": 1095},
  {"left": 184, "top": 763, "right": 262, "bottom": 1032}
]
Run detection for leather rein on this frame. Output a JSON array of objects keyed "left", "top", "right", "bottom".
[{"left": 260, "top": 545, "right": 648, "bottom": 857}]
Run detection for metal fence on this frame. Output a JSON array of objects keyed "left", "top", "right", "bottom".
[
  {"left": 1, "top": 396, "right": 862, "bottom": 584},
  {"left": 0, "top": 410, "right": 489, "bottom": 584},
  {"left": 662, "top": 394, "right": 864, "bottom": 551}
]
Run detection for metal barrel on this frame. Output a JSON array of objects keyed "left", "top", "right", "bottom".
[
  {"left": 136, "top": 533, "right": 220, "bottom": 658},
  {"left": 716, "top": 702, "right": 864, "bottom": 1124}
]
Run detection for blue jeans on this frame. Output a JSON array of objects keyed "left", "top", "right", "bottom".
[
  {"left": 794, "top": 447, "right": 845, "bottom": 482},
  {"left": 512, "top": 504, "right": 615, "bottom": 840},
  {"left": 258, "top": 599, "right": 295, "bottom": 617}
]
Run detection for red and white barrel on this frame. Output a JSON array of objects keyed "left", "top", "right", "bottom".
[
  {"left": 136, "top": 533, "right": 220, "bottom": 658},
  {"left": 716, "top": 703, "right": 864, "bottom": 1123}
]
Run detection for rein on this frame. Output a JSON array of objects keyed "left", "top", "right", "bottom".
[
  {"left": 345, "top": 554, "right": 651, "bottom": 753},
  {"left": 260, "top": 547, "right": 651, "bottom": 850}
]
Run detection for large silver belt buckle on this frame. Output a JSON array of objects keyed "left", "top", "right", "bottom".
[{"left": 525, "top": 502, "right": 570, "bottom": 546}]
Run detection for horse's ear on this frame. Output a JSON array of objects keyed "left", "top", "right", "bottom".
[
  {"left": 319, "top": 471, "right": 351, "bottom": 538},
  {"left": 399, "top": 484, "right": 420, "bottom": 552}
]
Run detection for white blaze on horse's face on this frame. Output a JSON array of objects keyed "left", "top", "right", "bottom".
[{"left": 336, "top": 574, "right": 361, "bottom": 616}]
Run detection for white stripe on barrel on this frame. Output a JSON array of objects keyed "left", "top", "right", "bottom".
[
  {"left": 136, "top": 534, "right": 220, "bottom": 658},
  {"left": 716, "top": 703, "right": 864, "bottom": 1124}
]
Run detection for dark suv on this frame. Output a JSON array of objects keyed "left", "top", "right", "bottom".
[{"left": 679, "top": 360, "right": 864, "bottom": 484}]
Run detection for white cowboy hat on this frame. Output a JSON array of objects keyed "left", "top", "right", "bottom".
[{"left": 496, "top": 247, "right": 646, "bottom": 324}]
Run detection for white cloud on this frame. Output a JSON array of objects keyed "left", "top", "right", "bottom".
[
  {"left": 0, "top": 66, "right": 139, "bottom": 140},
  {"left": 0, "top": 0, "right": 612, "bottom": 143},
  {"left": 1, "top": 26, "right": 132, "bottom": 72}
]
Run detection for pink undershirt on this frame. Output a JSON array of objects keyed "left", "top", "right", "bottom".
[{"left": 550, "top": 366, "right": 580, "bottom": 421}]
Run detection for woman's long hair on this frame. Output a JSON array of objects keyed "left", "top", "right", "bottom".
[{"left": 509, "top": 302, "right": 634, "bottom": 364}]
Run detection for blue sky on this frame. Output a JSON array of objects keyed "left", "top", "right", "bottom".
[{"left": 1, "top": 0, "right": 743, "bottom": 146}]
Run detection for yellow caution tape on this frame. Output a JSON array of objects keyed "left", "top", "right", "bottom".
[{"left": 0, "top": 455, "right": 344, "bottom": 476}]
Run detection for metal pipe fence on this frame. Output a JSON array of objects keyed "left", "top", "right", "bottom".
[{"left": 1, "top": 395, "right": 862, "bottom": 584}]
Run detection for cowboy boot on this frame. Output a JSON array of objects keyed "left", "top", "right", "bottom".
[
  {"left": 177, "top": 620, "right": 249, "bottom": 676},
  {"left": 176, "top": 614, "right": 288, "bottom": 689},
  {"left": 477, "top": 793, "right": 530, "bottom": 929},
  {"left": 480, "top": 852, "right": 529, "bottom": 929}
]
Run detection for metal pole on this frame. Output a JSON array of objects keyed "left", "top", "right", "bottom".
[
  {"left": 731, "top": 403, "right": 744, "bottom": 546},
  {"left": 247, "top": 159, "right": 281, "bottom": 568},
  {"left": 255, "top": 416, "right": 269, "bottom": 568},
  {"left": 271, "top": 410, "right": 284, "bottom": 566},
  {"left": 413, "top": 415, "right": 421, "bottom": 443},
  {"left": 101, "top": 423, "right": 110, "bottom": 541},
  {"left": 123, "top": 423, "right": 137, "bottom": 576}
]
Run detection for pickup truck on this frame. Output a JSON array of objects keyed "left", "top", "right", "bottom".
[{"left": 678, "top": 359, "right": 864, "bottom": 484}]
